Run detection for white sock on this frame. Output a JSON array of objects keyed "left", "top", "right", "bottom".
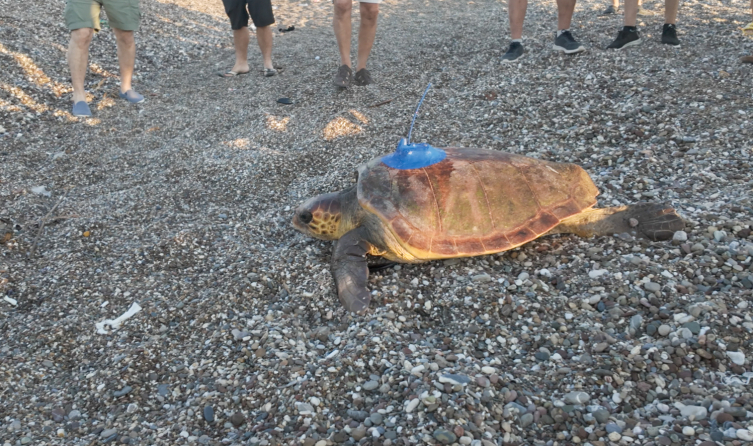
[
  {"left": 512, "top": 38, "right": 523, "bottom": 43},
  {"left": 557, "top": 29, "right": 569, "bottom": 37}
]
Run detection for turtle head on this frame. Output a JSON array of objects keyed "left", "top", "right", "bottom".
[{"left": 292, "top": 192, "right": 350, "bottom": 240}]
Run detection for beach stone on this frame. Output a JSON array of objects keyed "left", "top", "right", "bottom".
[
  {"left": 433, "top": 428, "right": 457, "bottom": 444},
  {"left": 370, "top": 413, "right": 383, "bottom": 425},
  {"left": 519, "top": 413, "right": 534, "bottom": 428},
  {"left": 351, "top": 427, "right": 367, "bottom": 441},
  {"left": 101, "top": 429, "right": 118, "bottom": 438},
  {"left": 296, "top": 403, "right": 315, "bottom": 415},
  {"left": 534, "top": 351, "right": 550, "bottom": 361},
  {"left": 673, "top": 231, "right": 688, "bottom": 242},
  {"left": 439, "top": 374, "right": 470, "bottom": 386},
  {"left": 332, "top": 431, "right": 348, "bottom": 443},
  {"left": 644, "top": 282, "right": 661, "bottom": 292},
  {"left": 593, "top": 409, "right": 610, "bottom": 424},
  {"left": 564, "top": 391, "right": 590, "bottom": 405},
  {"left": 362, "top": 380, "right": 379, "bottom": 391},
  {"left": 113, "top": 386, "right": 132, "bottom": 397},
  {"left": 737, "top": 429, "right": 753, "bottom": 441},
  {"left": 682, "top": 426, "right": 695, "bottom": 436},
  {"left": 658, "top": 325, "right": 671, "bottom": 336},
  {"left": 684, "top": 321, "right": 701, "bottom": 335},
  {"left": 203, "top": 406, "right": 214, "bottom": 423},
  {"left": 230, "top": 412, "right": 244, "bottom": 427},
  {"left": 605, "top": 423, "right": 622, "bottom": 434},
  {"left": 51, "top": 408, "right": 65, "bottom": 422}
]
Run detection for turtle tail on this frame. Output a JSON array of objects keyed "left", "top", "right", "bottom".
[{"left": 549, "top": 202, "right": 684, "bottom": 241}]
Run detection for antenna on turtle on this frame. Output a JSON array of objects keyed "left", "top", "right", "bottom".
[
  {"left": 381, "top": 83, "right": 446, "bottom": 170},
  {"left": 406, "top": 83, "right": 432, "bottom": 145}
]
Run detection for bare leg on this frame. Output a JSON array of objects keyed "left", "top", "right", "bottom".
[
  {"left": 664, "top": 0, "right": 679, "bottom": 23},
  {"left": 333, "top": 0, "right": 353, "bottom": 68},
  {"left": 67, "top": 28, "right": 94, "bottom": 103},
  {"left": 556, "top": 0, "right": 576, "bottom": 30},
  {"left": 623, "top": 0, "right": 639, "bottom": 26},
  {"left": 355, "top": 2, "right": 379, "bottom": 71},
  {"left": 255, "top": 25, "right": 274, "bottom": 70},
  {"left": 230, "top": 27, "right": 250, "bottom": 73},
  {"left": 612, "top": 0, "right": 619, "bottom": 9},
  {"left": 112, "top": 28, "right": 136, "bottom": 93},
  {"left": 509, "top": 0, "right": 527, "bottom": 39}
]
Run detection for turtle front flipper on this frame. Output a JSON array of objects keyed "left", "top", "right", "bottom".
[{"left": 331, "top": 228, "right": 373, "bottom": 314}]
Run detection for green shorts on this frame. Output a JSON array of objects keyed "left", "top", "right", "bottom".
[{"left": 65, "top": 0, "right": 141, "bottom": 32}]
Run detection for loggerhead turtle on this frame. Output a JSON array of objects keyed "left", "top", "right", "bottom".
[{"left": 292, "top": 143, "right": 683, "bottom": 314}]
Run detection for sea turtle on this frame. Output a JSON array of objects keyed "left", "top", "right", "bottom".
[{"left": 292, "top": 145, "right": 683, "bottom": 314}]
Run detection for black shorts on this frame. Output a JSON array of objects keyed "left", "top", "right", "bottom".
[{"left": 222, "top": 0, "right": 275, "bottom": 30}]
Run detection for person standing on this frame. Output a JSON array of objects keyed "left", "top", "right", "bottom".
[
  {"left": 500, "top": 0, "right": 586, "bottom": 62},
  {"left": 606, "top": 0, "right": 680, "bottom": 49},
  {"left": 65, "top": 0, "right": 144, "bottom": 117},
  {"left": 332, "top": 0, "right": 380, "bottom": 87},
  {"left": 219, "top": 0, "right": 277, "bottom": 78}
]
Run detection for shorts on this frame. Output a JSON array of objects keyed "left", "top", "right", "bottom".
[
  {"left": 222, "top": 0, "right": 275, "bottom": 30},
  {"left": 358, "top": 0, "right": 382, "bottom": 2},
  {"left": 65, "top": 0, "right": 141, "bottom": 32}
]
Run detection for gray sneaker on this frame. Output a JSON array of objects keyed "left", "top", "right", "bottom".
[
  {"left": 553, "top": 30, "right": 586, "bottom": 54},
  {"left": 333, "top": 65, "right": 353, "bottom": 88},
  {"left": 501, "top": 42, "right": 525, "bottom": 63}
]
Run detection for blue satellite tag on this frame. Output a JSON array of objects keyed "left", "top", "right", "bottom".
[
  {"left": 381, "top": 138, "right": 446, "bottom": 169},
  {"left": 380, "top": 83, "right": 445, "bottom": 170}
]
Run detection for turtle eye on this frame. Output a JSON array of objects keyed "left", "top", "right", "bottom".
[{"left": 299, "top": 211, "right": 313, "bottom": 224}]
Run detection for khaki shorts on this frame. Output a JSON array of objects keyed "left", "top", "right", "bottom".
[{"left": 65, "top": 0, "right": 141, "bottom": 32}]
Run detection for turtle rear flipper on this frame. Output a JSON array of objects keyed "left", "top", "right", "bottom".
[
  {"left": 550, "top": 203, "right": 684, "bottom": 241},
  {"left": 331, "top": 228, "right": 373, "bottom": 314}
]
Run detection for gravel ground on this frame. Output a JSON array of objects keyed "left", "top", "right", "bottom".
[{"left": 2, "top": 0, "right": 753, "bottom": 445}]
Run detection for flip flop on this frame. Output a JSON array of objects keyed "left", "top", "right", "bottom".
[
  {"left": 218, "top": 70, "right": 250, "bottom": 78},
  {"left": 743, "top": 22, "right": 753, "bottom": 36}
]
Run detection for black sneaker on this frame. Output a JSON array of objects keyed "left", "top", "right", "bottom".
[
  {"left": 607, "top": 28, "right": 642, "bottom": 49},
  {"left": 354, "top": 68, "right": 373, "bottom": 86},
  {"left": 333, "top": 64, "right": 353, "bottom": 88},
  {"left": 501, "top": 41, "right": 524, "bottom": 62},
  {"left": 553, "top": 30, "right": 585, "bottom": 54},
  {"left": 600, "top": 5, "right": 616, "bottom": 15},
  {"left": 661, "top": 23, "right": 680, "bottom": 46}
]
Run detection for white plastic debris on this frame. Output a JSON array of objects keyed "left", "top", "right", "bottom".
[
  {"left": 96, "top": 302, "right": 142, "bottom": 334},
  {"left": 30, "top": 186, "right": 51, "bottom": 197},
  {"left": 3, "top": 296, "right": 18, "bottom": 306}
]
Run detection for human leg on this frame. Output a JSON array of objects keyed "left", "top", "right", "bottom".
[
  {"left": 248, "top": 0, "right": 275, "bottom": 72},
  {"left": 556, "top": 0, "right": 576, "bottom": 31},
  {"left": 333, "top": 0, "right": 353, "bottom": 68},
  {"left": 508, "top": 0, "right": 527, "bottom": 40},
  {"left": 219, "top": 0, "right": 251, "bottom": 75},
  {"left": 68, "top": 28, "right": 94, "bottom": 104},
  {"left": 255, "top": 26, "right": 274, "bottom": 70},
  {"left": 65, "top": 0, "right": 101, "bottom": 109},
  {"left": 112, "top": 28, "right": 136, "bottom": 93},
  {"left": 355, "top": 2, "right": 379, "bottom": 71}
]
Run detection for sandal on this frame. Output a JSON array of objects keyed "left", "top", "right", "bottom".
[
  {"left": 218, "top": 70, "right": 250, "bottom": 77},
  {"left": 743, "top": 22, "right": 753, "bottom": 36},
  {"left": 263, "top": 68, "right": 278, "bottom": 77}
]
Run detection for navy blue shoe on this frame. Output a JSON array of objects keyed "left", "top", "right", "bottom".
[
  {"left": 119, "top": 89, "right": 145, "bottom": 104},
  {"left": 72, "top": 101, "right": 92, "bottom": 117}
]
